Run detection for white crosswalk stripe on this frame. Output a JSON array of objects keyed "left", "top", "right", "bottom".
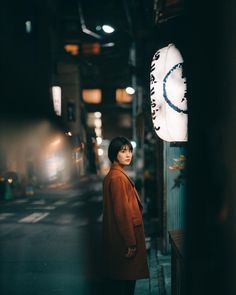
[
  {"left": 14, "top": 199, "right": 29, "bottom": 204},
  {"left": 67, "top": 193, "right": 78, "bottom": 198},
  {"left": 32, "top": 200, "right": 46, "bottom": 205},
  {"left": 53, "top": 201, "right": 68, "bottom": 206},
  {"left": 18, "top": 213, "right": 49, "bottom": 223},
  {"left": 89, "top": 196, "right": 103, "bottom": 202},
  {"left": 26, "top": 206, "right": 56, "bottom": 210},
  {"left": 71, "top": 201, "right": 85, "bottom": 207}
]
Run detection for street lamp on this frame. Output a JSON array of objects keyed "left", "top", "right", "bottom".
[
  {"left": 102, "top": 25, "right": 115, "bottom": 34},
  {"left": 125, "top": 87, "right": 135, "bottom": 95}
]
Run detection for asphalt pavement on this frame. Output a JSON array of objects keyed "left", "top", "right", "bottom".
[{"left": 0, "top": 175, "right": 170, "bottom": 295}]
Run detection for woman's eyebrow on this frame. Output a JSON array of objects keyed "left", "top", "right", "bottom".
[{"left": 121, "top": 147, "right": 131, "bottom": 151}]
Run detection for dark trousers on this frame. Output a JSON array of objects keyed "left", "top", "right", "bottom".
[{"left": 104, "top": 279, "right": 136, "bottom": 295}]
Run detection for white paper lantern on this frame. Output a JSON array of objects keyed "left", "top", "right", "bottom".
[{"left": 150, "top": 43, "right": 188, "bottom": 142}]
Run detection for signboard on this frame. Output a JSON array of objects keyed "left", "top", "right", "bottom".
[{"left": 52, "top": 86, "right": 62, "bottom": 116}]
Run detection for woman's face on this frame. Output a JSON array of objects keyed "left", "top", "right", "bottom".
[{"left": 115, "top": 145, "right": 133, "bottom": 167}]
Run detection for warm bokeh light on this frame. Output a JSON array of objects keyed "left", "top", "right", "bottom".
[
  {"left": 87, "top": 113, "right": 102, "bottom": 128},
  {"left": 82, "top": 89, "right": 102, "bottom": 104},
  {"left": 117, "top": 114, "right": 132, "bottom": 128},
  {"left": 98, "top": 148, "right": 104, "bottom": 156},
  {"left": 96, "top": 137, "right": 103, "bottom": 145},
  {"left": 95, "top": 128, "right": 102, "bottom": 136},
  {"left": 94, "top": 118, "right": 102, "bottom": 128},
  {"left": 64, "top": 44, "right": 79, "bottom": 56},
  {"left": 94, "top": 112, "right": 102, "bottom": 118},
  {"left": 0, "top": 120, "right": 75, "bottom": 189},
  {"left": 50, "top": 138, "right": 61, "bottom": 147},
  {"left": 82, "top": 43, "right": 100, "bottom": 55},
  {"left": 116, "top": 89, "right": 133, "bottom": 103}
]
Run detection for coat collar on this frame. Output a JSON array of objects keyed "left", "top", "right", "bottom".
[
  {"left": 110, "top": 163, "right": 142, "bottom": 208},
  {"left": 110, "top": 163, "right": 135, "bottom": 186}
]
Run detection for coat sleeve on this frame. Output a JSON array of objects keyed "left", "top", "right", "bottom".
[{"left": 110, "top": 176, "right": 136, "bottom": 247}]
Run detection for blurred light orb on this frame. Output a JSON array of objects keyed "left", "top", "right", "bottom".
[
  {"left": 52, "top": 86, "right": 62, "bottom": 116},
  {"left": 102, "top": 25, "right": 115, "bottom": 34},
  {"left": 25, "top": 20, "right": 32, "bottom": 33},
  {"left": 94, "top": 112, "right": 102, "bottom": 118},
  {"left": 125, "top": 87, "right": 135, "bottom": 95},
  {"left": 98, "top": 148, "right": 104, "bottom": 156},
  {"left": 131, "top": 141, "right": 136, "bottom": 149},
  {"left": 95, "top": 128, "right": 102, "bottom": 136},
  {"left": 102, "top": 42, "right": 115, "bottom": 47},
  {"left": 96, "top": 137, "right": 103, "bottom": 145},
  {"left": 50, "top": 138, "right": 61, "bottom": 147},
  {"left": 96, "top": 25, "right": 102, "bottom": 31},
  {"left": 94, "top": 118, "right": 102, "bottom": 128}
]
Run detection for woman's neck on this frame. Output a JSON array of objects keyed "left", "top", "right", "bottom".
[{"left": 113, "top": 161, "right": 125, "bottom": 169}]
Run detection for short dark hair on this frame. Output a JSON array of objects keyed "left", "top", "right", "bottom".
[{"left": 108, "top": 136, "right": 133, "bottom": 163}]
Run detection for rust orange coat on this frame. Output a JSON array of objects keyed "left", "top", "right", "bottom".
[{"left": 102, "top": 163, "right": 149, "bottom": 280}]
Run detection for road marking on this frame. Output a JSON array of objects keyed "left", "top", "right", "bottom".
[
  {"left": 43, "top": 206, "right": 56, "bottom": 210},
  {"left": 31, "top": 200, "right": 46, "bottom": 205},
  {"left": 71, "top": 201, "right": 85, "bottom": 207},
  {"left": 18, "top": 213, "right": 49, "bottom": 223},
  {"left": 57, "top": 214, "right": 75, "bottom": 225},
  {"left": 0, "top": 213, "right": 15, "bottom": 220},
  {"left": 77, "top": 218, "right": 89, "bottom": 227},
  {"left": 53, "top": 201, "right": 68, "bottom": 206},
  {"left": 67, "top": 193, "right": 78, "bottom": 198},
  {"left": 26, "top": 206, "right": 56, "bottom": 210},
  {"left": 89, "top": 196, "right": 103, "bottom": 202},
  {"left": 14, "top": 199, "right": 28, "bottom": 204}
]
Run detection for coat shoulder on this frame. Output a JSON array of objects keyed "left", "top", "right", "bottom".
[
  {"left": 104, "top": 167, "right": 132, "bottom": 188},
  {"left": 109, "top": 169, "right": 128, "bottom": 182},
  {"left": 105, "top": 167, "right": 122, "bottom": 177}
]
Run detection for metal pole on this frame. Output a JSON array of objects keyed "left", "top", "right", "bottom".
[{"left": 130, "top": 42, "right": 137, "bottom": 179}]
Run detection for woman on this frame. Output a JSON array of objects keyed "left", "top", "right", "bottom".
[{"left": 102, "top": 137, "right": 149, "bottom": 295}]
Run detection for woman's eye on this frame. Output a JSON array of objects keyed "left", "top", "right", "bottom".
[{"left": 120, "top": 148, "right": 132, "bottom": 153}]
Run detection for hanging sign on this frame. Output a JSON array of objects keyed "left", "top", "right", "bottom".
[
  {"left": 150, "top": 43, "right": 188, "bottom": 142},
  {"left": 52, "top": 86, "right": 62, "bottom": 116}
]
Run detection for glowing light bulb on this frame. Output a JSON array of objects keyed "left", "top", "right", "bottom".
[
  {"left": 131, "top": 141, "right": 136, "bottom": 148},
  {"left": 102, "top": 25, "right": 115, "bottom": 34},
  {"left": 125, "top": 87, "right": 135, "bottom": 95}
]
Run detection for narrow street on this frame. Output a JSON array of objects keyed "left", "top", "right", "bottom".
[
  {"left": 0, "top": 177, "right": 160, "bottom": 295},
  {"left": 0, "top": 177, "right": 105, "bottom": 295}
]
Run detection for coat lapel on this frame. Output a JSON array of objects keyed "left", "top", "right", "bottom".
[{"left": 110, "top": 164, "right": 143, "bottom": 208}]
